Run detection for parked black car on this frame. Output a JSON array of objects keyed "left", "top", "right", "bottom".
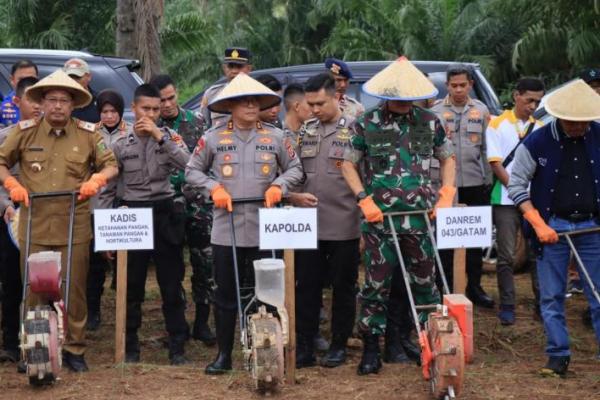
[
  {"left": 183, "top": 60, "right": 502, "bottom": 116},
  {"left": 0, "top": 49, "right": 143, "bottom": 121}
]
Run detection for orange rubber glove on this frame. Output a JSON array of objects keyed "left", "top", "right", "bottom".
[
  {"left": 358, "top": 195, "right": 383, "bottom": 223},
  {"left": 3, "top": 176, "right": 29, "bottom": 207},
  {"left": 524, "top": 208, "right": 559, "bottom": 244},
  {"left": 211, "top": 185, "right": 232, "bottom": 212},
  {"left": 265, "top": 185, "right": 283, "bottom": 208},
  {"left": 430, "top": 185, "right": 456, "bottom": 219},
  {"left": 78, "top": 173, "right": 109, "bottom": 200}
]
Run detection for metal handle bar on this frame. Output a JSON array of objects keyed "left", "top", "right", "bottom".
[
  {"left": 28, "top": 190, "right": 80, "bottom": 199},
  {"left": 557, "top": 227, "right": 600, "bottom": 237}
]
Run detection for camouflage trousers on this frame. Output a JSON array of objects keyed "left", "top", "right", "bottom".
[
  {"left": 185, "top": 215, "right": 213, "bottom": 305},
  {"left": 358, "top": 231, "right": 440, "bottom": 336}
]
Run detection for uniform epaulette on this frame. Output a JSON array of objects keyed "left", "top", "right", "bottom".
[
  {"left": 432, "top": 98, "right": 443, "bottom": 106},
  {"left": 18, "top": 118, "right": 38, "bottom": 130},
  {"left": 304, "top": 117, "right": 320, "bottom": 128},
  {"left": 77, "top": 119, "right": 96, "bottom": 132}
]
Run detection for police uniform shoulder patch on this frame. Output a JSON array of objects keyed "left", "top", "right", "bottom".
[
  {"left": 18, "top": 118, "right": 38, "bottom": 130},
  {"left": 77, "top": 119, "right": 96, "bottom": 133},
  {"left": 433, "top": 98, "right": 443, "bottom": 106}
]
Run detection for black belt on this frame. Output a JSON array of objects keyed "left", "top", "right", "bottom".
[{"left": 554, "top": 212, "right": 597, "bottom": 222}]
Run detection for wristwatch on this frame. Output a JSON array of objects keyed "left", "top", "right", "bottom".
[{"left": 356, "top": 191, "right": 368, "bottom": 202}]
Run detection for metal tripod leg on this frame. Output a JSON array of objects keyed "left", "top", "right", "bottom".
[{"left": 424, "top": 216, "right": 450, "bottom": 296}]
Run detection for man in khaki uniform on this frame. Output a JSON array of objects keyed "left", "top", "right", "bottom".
[
  {"left": 291, "top": 73, "right": 360, "bottom": 369},
  {"left": 432, "top": 64, "right": 494, "bottom": 308},
  {"left": 186, "top": 73, "right": 303, "bottom": 375},
  {"left": 199, "top": 47, "right": 253, "bottom": 129},
  {"left": 325, "top": 58, "right": 365, "bottom": 120},
  {"left": 0, "top": 70, "right": 118, "bottom": 372},
  {"left": 282, "top": 83, "right": 312, "bottom": 149}
]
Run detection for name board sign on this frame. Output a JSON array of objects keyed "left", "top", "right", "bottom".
[
  {"left": 436, "top": 206, "right": 492, "bottom": 249},
  {"left": 94, "top": 208, "right": 154, "bottom": 251},
  {"left": 259, "top": 207, "right": 318, "bottom": 250}
]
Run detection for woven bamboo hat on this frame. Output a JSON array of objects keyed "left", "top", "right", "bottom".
[
  {"left": 208, "top": 72, "right": 281, "bottom": 114},
  {"left": 362, "top": 56, "right": 438, "bottom": 101},
  {"left": 545, "top": 79, "right": 600, "bottom": 121},
  {"left": 25, "top": 70, "right": 92, "bottom": 109}
]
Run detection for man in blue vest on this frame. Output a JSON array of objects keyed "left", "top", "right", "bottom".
[
  {"left": 508, "top": 80, "right": 600, "bottom": 377},
  {"left": 0, "top": 60, "right": 38, "bottom": 127}
]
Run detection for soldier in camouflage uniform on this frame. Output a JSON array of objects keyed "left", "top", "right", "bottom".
[
  {"left": 150, "top": 74, "right": 216, "bottom": 345},
  {"left": 342, "top": 57, "right": 456, "bottom": 375}
]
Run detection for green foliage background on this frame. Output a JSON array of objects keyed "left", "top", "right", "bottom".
[{"left": 0, "top": 0, "right": 598, "bottom": 103}]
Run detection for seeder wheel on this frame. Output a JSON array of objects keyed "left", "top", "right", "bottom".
[
  {"left": 427, "top": 312, "right": 465, "bottom": 399},
  {"left": 21, "top": 305, "right": 63, "bottom": 386},
  {"left": 248, "top": 306, "right": 284, "bottom": 393}
]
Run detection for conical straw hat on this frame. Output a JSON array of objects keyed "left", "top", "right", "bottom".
[
  {"left": 25, "top": 70, "right": 92, "bottom": 109},
  {"left": 362, "top": 56, "right": 438, "bottom": 101},
  {"left": 545, "top": 79, "right": 600, "bottom": 121},
  {"left": 208, "top": 73, "right": 281, "bottom": 114}
]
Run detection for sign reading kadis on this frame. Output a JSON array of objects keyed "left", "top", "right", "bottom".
[
  {"left": 94, "top": 208, "right": 154, "bottom": 251},
  {"left": 436, "top": 206, "right": 492, "bottom": 249},
  {"left": 259, "top": 207, "right": 318, "bottom": 250}
]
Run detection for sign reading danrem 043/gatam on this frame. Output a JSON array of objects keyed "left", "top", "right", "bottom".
[
  {"left": 94, "top": 208, "right": 154, "bottom": 251},
  {"left": 436, "top": 206, "right": 492, "bottom": 250}
]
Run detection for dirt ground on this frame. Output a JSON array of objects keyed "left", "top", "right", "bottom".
[{"left": 1, "top": 267, "right": 599, "bottom": 400}]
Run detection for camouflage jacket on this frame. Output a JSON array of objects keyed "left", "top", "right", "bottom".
[
  {"left": 157, "top": 107, "right": 212, "bottom": 220},
  {"left": 345, "top": 104, "right": 454, "bottom": 233}
]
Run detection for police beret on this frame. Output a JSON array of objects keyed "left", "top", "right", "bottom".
[
  {"left": 324, "top": 58, "right": 353, "bottom": 79},
  {"left": 224, "top": 47, "right": 252, "bottom": 65},
  {"left": 579, "top": 68, "right": 600, "bottom": 83}
]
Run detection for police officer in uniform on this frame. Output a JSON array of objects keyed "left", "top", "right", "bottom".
[
  {"left": 282, "top": 83, "right": 312, "bottom": 148},
  {"left": 199, "top": 47, "right": 253, "bottom": 129},
  {"left": 0, "top": 60, "right": 38, "bottom": 127},
  {"left": 0, "top": 77, "right": 40, "bottom": 363},
  {"left": 86, "top": 89, "right": 130, "bottom": 331},
  {"left": 324, "top": 58, "right": 365, "bottom": 120},
  {"left": 291, "top": 73, "right": 360, "bottom": 369},
  {"left": 0, "top": 70, "right": 118, "bottom": 372},
  {"left": 186, "top": 72, "right": 303, "bottom": 375},
  {"left": 342, "top": 58, "right": 456, "bottom": 375},
  {"left": 149, "top": 73, "right": 216, "bottom": 345},
  {"left": 432, "top": 64, "right": 494, "bottom": 308},
  {"left": 100, "top": 84, "right": 191, "bottom": 365}
]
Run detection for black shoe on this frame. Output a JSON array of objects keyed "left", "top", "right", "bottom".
[
  {"left": 384, "top": 326, "right": 409, "bottom": 364},
  {"left": 320, "top": 336, "right": 347, "bottom": 368},
  {"left": 539, "top": 356, "right": 570, "bottom": 378},
  {"left": 86, "top": 310, "right": 101, "bottom": 331},
  {"left": 125, "top": 332, "right": 140, "bottom": 363},
  {"left": 0, "top": 348, "right": 19, "bottom": 363},
  {"left": 125, "top": 352, "right": 140, "bottom": 363},
  {"left": 296, "top": 334, "right": 316, "bottom": 368},
  {"left": 357, "top": 334, "right": 381, "bottom": 375},
  {"left": 17, "top": 360, "right": 26, "bottom": 373},
  {"left": 398, "top": 333, "right": 421, "bottom": 364},
  {"left": 62, "top": 352, "right": 89, "bottom": 372},
  {"left": 168, "top": 334, "right": 187, "bottom": 365},
  {"left": 192, "top": 303, "right": 216, "bottom": 346},
  {"left": 466, "top": 285, "right": 495, "bottom": 308},
  {"left": 205, "top": 308, "right": 235, "bottom": 375},
  {"left": 313, "top": 332, "right": 330, "bottom": 353}
]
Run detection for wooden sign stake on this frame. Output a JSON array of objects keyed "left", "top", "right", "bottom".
[
  {"left": 114, "top": 249, "right": 127, "bottom": 364},
  {"left": 284, "top": 248, "right": 296, "bottom": 384}
]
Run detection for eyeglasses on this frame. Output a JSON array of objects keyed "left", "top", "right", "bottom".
[
  {"left": 44, "top": 97, "right": 72, "bottom": 105},
  {"left": 235, "top": 96, "right": 259, "bottom": 107}
]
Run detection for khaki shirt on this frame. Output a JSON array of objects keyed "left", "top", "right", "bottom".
[
  {"left": 0, "top": 118, "right": 117, "bottom": 245},
  {"left": 102, "top": 125, "right": 190, "bottom": 203},
  {"left": 199, "top": 83, "right": 228, "bottom": 129},
  {"left": 297, "top": 116, "right": 360, "bottom": 241},
  {"left": 432, "top": 96, "right": 490, "bottom": 187},
  {"left": 185, "top": 121, "right": 303, "bottom": 247},
  {"left": 339, "top": 94, "right": 365, "bottom": 120}
]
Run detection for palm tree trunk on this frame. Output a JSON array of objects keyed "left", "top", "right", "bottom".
[{"left": 116, "top": 0, "right": 137, "bottom": 59}]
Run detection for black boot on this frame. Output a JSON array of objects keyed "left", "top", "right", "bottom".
[
  {"left": 168, "top": 334, "right": 188, "bottom": 365},
  {"left": 205, "top": 308, "right": 236, "bottom": 375},
  {"left": 125, "top": 332, "right": 140, "bottom": 363},
  {"left": 320, "top": 335, "right": 347, "bottom": 368},
  {"left": 357, "top": 334, "right": 381, "bottom": 375},
  {"left": 192, "top": 303, "right": 216, "bottom": 346},
  {"left": 383, "top": 325, "right": 409, "bottom": 364},
  {"left": 466, "top": 284, "right": 495, "bottom": 309},
  {"left": 62, "top": 352, "right": 89, "bottom": 372},
  {"left": 539, "top": 355, "right": 570, "bottom": 378},
  {"left": 296, "top": 334, "right": 316, "bottom": 368}
]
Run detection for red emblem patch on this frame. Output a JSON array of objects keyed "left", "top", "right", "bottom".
[{"left": 194, "top": 137, "right": 206, "bottom": 155}]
